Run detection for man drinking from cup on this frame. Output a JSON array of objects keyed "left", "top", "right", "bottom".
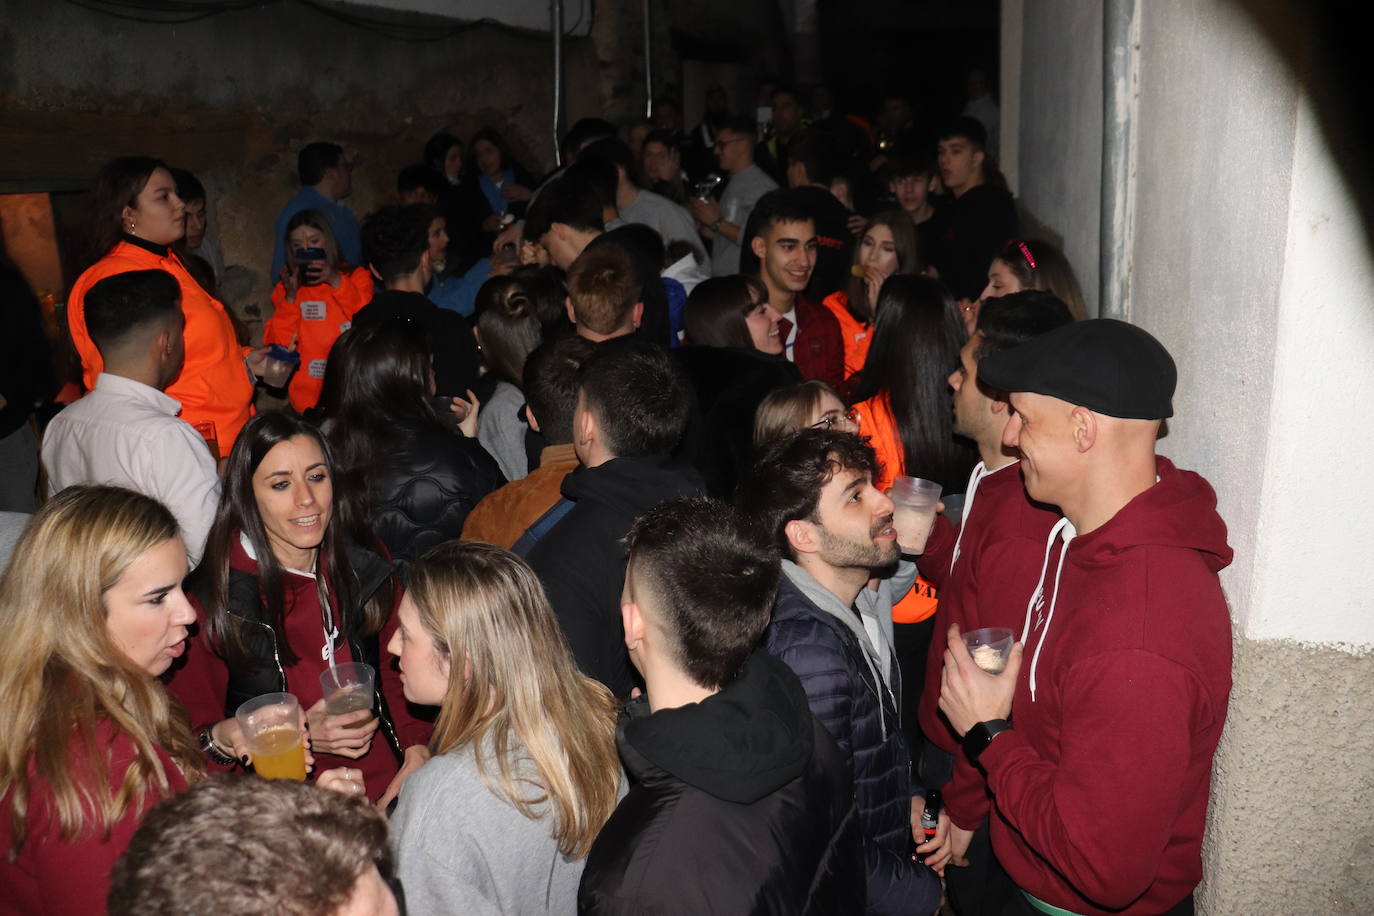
[{"left": 938, "top": 319, "right": 1233, "bottom": 916}]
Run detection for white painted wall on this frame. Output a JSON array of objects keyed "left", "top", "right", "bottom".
[{"left": 1245, "top": 92, "right": 1374, "bottom": 650}]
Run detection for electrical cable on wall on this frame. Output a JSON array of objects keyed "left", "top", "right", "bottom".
[{"left": 61, "top": 0, "right": 590, "bottom": 39}]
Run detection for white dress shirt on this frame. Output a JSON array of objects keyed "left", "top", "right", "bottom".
[{"left": 42, "top": 373, "right": 221, "bottom": 566}]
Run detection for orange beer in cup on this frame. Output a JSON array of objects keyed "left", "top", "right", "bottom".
[{"left": 235, "top": 692, "right": 307, "bottom": 781}]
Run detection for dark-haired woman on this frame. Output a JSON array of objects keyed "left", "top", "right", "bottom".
[
  {"left": 849, "top": 274, "right": 974, "bottom": 765},
  {"left": 167, "top": 412, "right": 432, "bottom": 806},
  {"left": 677, "top": 275, "right": 801, "bottom": 498},
  {"left": 452, "top": 129, "right": 537, "bottom": 269},
  {"left": 979, "top": 237, "right": 1086, "bottom": 322},
  {"left": 315, "top": 319, "right": 505, "bottom": 565},
  {"left": 67, "top": 157, "right": 261, "bottom": 454},
  {"left": 819, "top": 210, "right": 920, "bottom": 384},
  {"left": 474, "top": 275, "right": 544, "bottom": 481}
]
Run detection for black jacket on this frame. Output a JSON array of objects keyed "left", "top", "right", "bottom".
[
  {"left": 925, "top": 184, "right": 1019, "bottom": 301},
  {"left": 765, "top": 574, "right": 941, "bottom": 916},
  {"left": 370, "top": 423, "right": 505, "bottom": 566},
  {"left": 674, "top": 345, "right": 801, "bottom": 500},
  {"left": 526, "top": 457, "right": 704, "bottom": 699},
  {"left": 222, "top": 543, "right": 405, "bottom": 758},
  {"left": 579, "top": 650, "right": 865, "bottom": 915},
  {"left": 351, "top": 290, "right": 481, "bottom": 397}
]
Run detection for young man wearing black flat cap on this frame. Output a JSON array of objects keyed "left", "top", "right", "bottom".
[{"left": 938, "top": 318, "right": 1234, "bottom": 916}]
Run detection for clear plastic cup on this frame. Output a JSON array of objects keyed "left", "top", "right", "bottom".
[
  {"left": 962, "top": 627, "right": 1015, "bottom": 674},
  {"left": 319, "top": 662, "right": 376, "bottom": 728},
  {"left": 235, "top": 692, "right": 307, "bottom": 781},
  {"left": 890, "top": 475, "right": 942, "bottom": 554}
]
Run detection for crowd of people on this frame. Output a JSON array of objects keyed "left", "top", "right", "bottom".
[{"left": 0, "top": 78, "right": 1232, "bottom": 916}]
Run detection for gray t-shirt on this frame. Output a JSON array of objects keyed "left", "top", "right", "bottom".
[
  {"left": 477, "top": 380, "right": 529, "bottom": 483},
  {"left": 391, "top": 743, "right": 584, "bottom": 915},
  {"left": 620, "top": 189, "right": 709, "bottom": 266},
  {"left": 710, "top": 164, "right": 778, "bottom": 275}
]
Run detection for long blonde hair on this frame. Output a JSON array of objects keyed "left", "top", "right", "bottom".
[
  {"left": 406, "top": 542, "right": 620, "bottom": 858},
  {"left": 0, "top": 486, "right": 203, "bottom": 858}
]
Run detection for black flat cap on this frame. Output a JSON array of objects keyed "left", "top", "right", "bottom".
[{"left": 977, "top": 318, "right": 1176, "bottom": 419}]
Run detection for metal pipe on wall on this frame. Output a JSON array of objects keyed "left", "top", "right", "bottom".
[
  {"left": 642, "top": 0, "right": 653, "bottom": 118},
  {"left": 552, "top": 0, "right": 565, "bottom": 167},
  {"left": 1099, "top": 0, "right": 1140, "bottom": 320}
]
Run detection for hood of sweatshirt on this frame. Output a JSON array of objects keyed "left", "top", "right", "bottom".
[
  {"left": 620, "top": 650, "right": 815, "bottom": 804},
  {"left": 1020, "top": 455, "right": 1232, "bottom": 700},
  {"left": 560, "top": 455, "right": 705, "bottom": 519}
]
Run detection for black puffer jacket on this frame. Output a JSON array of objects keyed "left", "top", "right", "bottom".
[
  {"left": 765, "top": 566, "right": 942, "bottom": 916},
  {"left": 370, "top": 424, "right": 505, "bottom": 565},
  {"left": 579, "top": 651, "right": 865, "bottom": 915}
]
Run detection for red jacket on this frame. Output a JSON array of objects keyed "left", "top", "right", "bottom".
[
  {"left": 791, "top": 295, "right": 845, "bottom": 392},
  {"left": 0, "top": 722, "right": 188, "bottom": 916},
  {"left": 265, "top": 267, "right": 374, "bottom": 412},
  {"left": 977, "top": 456, "right": 1233, "bottom": 914},
  {"left": 167, "top": 539, "right": 430, "bottom": 802},
  {"left": 914, "top": 460, "right": 1062, "bottom": 826},
  {"left": 67, "top": 237, "right": 253, "bottom": 454}
]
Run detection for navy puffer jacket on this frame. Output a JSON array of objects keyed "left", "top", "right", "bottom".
[{"left": 765, "top": 569, "right": 942, "bottom": 916}]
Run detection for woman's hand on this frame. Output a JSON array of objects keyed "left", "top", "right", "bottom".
[
  {"left": 317, "top": 767, "right": 368, "bottom": 798},
  {"left": 500, "top": 184, "right": 532, "bottom": 204},
  {"left": 861, "top": 264, "right": 890, "bottom": 312},
  {"left": 278, "top": 264, "right": 299, "bottom": 300},
  {"left": 305, "top": 697, "right": 379, "bottom": 759},
  {"left": 449, "top": 389, "right": 481, "bottom": 438},
  {"left": 376, "top": 744, "right": 431, "bottom": 810}
]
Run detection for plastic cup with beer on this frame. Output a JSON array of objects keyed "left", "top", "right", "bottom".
[
  {"left": 890, "top": 475, "right": 942, "bottom": 555},
  {"left": 235, "top": 692, "right": 307, "bottom": 781},
  {"left": 319, "top": 662, "right": 376, "bottom": 728},
  {"left": 962, "top": 627, "right": 1015, "bottom": 674}
]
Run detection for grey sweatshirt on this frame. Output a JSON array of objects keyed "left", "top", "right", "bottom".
[{"left": 391, "top": 741, "right": 584, "bottom": 915}]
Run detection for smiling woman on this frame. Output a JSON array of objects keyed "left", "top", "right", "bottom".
[
  {"left": 0, "top": 485, "right": 205, "bottom": 914},
  {"left": 166, "top": 412, "right": 433, "bottom": 807}
]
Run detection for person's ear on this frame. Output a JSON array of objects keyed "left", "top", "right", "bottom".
[
  {"left": 564, "top": 295, "right": 578, "bottom": 325},
  {"left": 576, "top": 404, "right": 598, "bottom": 448},
  {"left": 524, "top": 406, "right": 541, "bottom": 434},
  {"left": 631, "top": 301, "right": 644, "bottom": 330},
  {"left": 972, "top": 150, "right": 986, "bottom": 172},
  {"left": 1072, "top": 406, "right": 1097, "bottom": 452},
  {"left": 120, "top": 203, "right": 136, "bottom": 229},
  {"left": 750, "top": 235, "right": 768, "bottom": 261},
  {"left": 990, "top": 396, "right": 1008, "bottom": 416},
  {"left": 784, "top": 518, "right": 820, "bottom": 556},
  {"left": 153, "top": 328, "right": 173, "bottom": 362},
  {"left": 622, "top": 598, "right": 646, "bottom": 651},
  {"left": 368, "top": 262, "right": 384, "bottom": 283}
]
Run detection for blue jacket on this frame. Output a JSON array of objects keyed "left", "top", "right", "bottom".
[{"left": 764, "top": 561, "right": 941, "bottom": 916}]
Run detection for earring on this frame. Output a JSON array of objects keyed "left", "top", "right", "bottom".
[{"left": 127, "top": 221, "right": 136, "bottom": 235}]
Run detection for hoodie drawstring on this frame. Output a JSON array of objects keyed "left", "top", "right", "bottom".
[
  {"left": 949, "top": 461, "right": 989, "bottom": 575},
  {"left": 1020, "top": 517, "right": 1076, "bottom": 702}
]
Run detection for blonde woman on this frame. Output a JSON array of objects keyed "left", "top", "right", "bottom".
[
  {"left": 388, "top": 541, "right": 621, "bottom": 915},
  {"left": 0, "top": 486, "right": 204, "bottom": 914}
]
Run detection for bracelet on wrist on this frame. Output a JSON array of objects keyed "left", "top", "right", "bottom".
[{"left": 199, "top": 726, "right": 237, "bottom": 766}]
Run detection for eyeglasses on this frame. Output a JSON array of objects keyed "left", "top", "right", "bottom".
[{"left": 810, "top": 408, "right": 860, "bottom": 431}]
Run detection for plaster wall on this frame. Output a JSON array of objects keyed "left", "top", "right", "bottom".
[
  {"left": 1014, "top": 0, "right": 1102, "bottom": 316},
  {"left": 1016, "top": 0, "right": 1374, "bottom": 911}
]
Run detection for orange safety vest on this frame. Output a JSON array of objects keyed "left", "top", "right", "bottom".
[
  {"left": 265, "top": 267, "right": 374, "bottom": 412},
  {"left": 820, "top": 291, "right": 873, "bottom": 382},
  {"left": 67, "top": 240, "right": 253, "bottom": 455},
  {"left": 852, "top": 391, "right": 939, "bottom": 623}
]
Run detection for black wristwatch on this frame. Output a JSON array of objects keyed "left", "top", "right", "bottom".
[
  {"left": 199, "top": 726, "right": 237, "bottom": 766},
  {"left": 963, "top": 719, "right": 1011, "bottom": 765}
]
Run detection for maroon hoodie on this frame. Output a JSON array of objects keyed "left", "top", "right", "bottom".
[
  {"left": 915, "top": 459, "right": 1063, "bottom": 827},
  {"left": 979, "top": 456, "right": 1233, "bottom": 914}
]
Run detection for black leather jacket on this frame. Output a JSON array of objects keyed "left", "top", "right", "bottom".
[{"left": 222, "top": 544, "right": 404, "bottom": 759}]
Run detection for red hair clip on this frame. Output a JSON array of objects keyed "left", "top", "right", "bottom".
[{"left": 1016, "top": 241, "right": 1037, "bottom": 271}]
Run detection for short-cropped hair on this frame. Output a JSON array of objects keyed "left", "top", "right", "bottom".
[
  {"left": 739, "top": 429, "right": 879, "bottom": 558},
  {"left": 396, "top": 162, "right": 446, "bottom": 200},
  {"left": 524, "top": 176, "right": 605, "bottom": 242},
  {"left": 626, "top": 497, "right": 779, "bottom": 690},
  {"left": 298, "top": 141, "right": 344, "bottom": 187},
  {"left": 578, "top": 336, "right": 689, "bottom": 458},
  {"left": 938, "top": 116, "right": 988, "bottom": 153},
  {"left": 746, "top": 188, "right": 816, "bottom": 246},
  {"left": 786, "top": 130, "right": 837, "bottom": 186},
  {"left": 85, "top": 269, "right": 181, "bottom": 354},
  {"left": 524, "top": 334, "right": 596, "bottom": 446},
  {"left": 975, "top": 290, "right": 1075, "bottom": 363},
  {"left": 361, "top": 204, "right": 430, "bottom": 281},
  {"left": 107, "top": 776, "right": 394, "bottom": 916},
  {"left": 566, "top": 243, "right": 640, "bottom": 335}
]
